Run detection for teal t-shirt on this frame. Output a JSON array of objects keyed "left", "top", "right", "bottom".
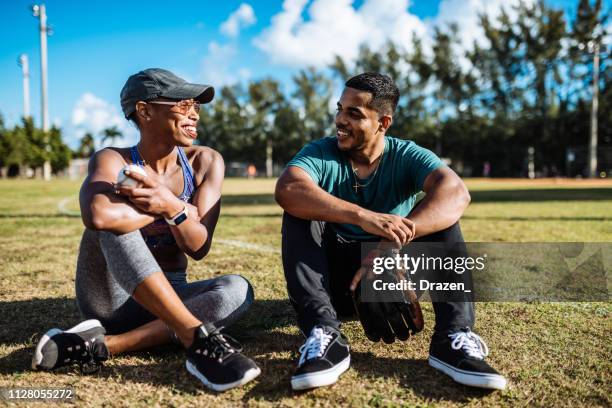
[{"left": 287, "top": 136, "right": 444, "bottom": 240}]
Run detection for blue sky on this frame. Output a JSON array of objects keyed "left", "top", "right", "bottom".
[{"left": 0, "top": 0, "right": 586, "bottom": 147}]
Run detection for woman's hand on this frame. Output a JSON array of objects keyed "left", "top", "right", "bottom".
[
  {"left": 115, "top": 169, "right": 184, "bottom": 219},
  {"left": 185, "top": 202, "right": 201, "bottom": 221}
]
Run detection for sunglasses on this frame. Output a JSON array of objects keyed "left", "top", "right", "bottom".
[{"left": 147, "top": 99, "right": 201, "bottom": 115}]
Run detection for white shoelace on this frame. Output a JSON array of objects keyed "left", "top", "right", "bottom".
[
  {"left": 298, "top": 327, "right": 333, "bottom": 366},
  {"left": 449, "top": 330, "right": 489, "bottom": 360}
]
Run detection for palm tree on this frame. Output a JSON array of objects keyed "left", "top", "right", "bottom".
[
  {"left": 76, "top": 132, "right": 95, "bottom": 158},
  {"left": 100, "top": 126, "right": 123, "bottom": 146}
]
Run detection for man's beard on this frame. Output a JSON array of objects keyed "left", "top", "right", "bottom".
[{"left": 336, "top": 128, "right": 364, "bottom": 152}]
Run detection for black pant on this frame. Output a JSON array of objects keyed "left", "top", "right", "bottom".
[{"left": 281, "top": 212, "right": 475, "bottom": 336}]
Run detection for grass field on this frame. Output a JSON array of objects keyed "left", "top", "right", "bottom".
[{"left": 0, "top": 178, "right": 610, "bottom": 407}]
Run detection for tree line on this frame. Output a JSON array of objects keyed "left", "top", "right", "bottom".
[
  {"left": 0, "top": 117, "right": 71, "bottom": 177},
  {"left": 0, "top": 0, "right": 608, "bottom": 178},
  {"left": 0, "top": 116, "right": 124, "bottom": 177},
  {"left": 198, "top": 0, "right": 609, "bottom": 177}
]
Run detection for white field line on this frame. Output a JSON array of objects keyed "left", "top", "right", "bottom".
[
  {"left": 57, "top": 196, "right": 80, "bottom": 217},
  {"left": 58, "top": 196, "right": 281, "bottom": 254},
  {"left": 216, "top": 239, "right": 280, "bottom": 254}
]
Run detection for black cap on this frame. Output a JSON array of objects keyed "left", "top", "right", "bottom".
[{"left": 120, "top": 68, "right": 215, "bottom": 118}]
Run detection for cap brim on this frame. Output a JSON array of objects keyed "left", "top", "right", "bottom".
[{"left": 161, "top": 83, "right": 215, "bottom": 104}]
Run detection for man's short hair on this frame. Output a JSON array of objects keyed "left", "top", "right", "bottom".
[{"left": 345, "top": 72, "right": 400, "bottom": 116}]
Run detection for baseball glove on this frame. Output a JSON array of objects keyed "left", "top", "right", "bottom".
[{"left": 352, "top": 248, "right": 424, "bottom": 343}]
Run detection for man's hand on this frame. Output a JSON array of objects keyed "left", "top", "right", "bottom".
[
  {"left": 350, "top": 266, "right": 367, "bottom": 292},
  {"left": 115, "top": 169, "right": 184, "bottom": 219},
  {"left": 353, "top": 213, "right": 416, "bottom": 295},
  {"left": 350, "top": 217, "right": 416, "bottom": 291},
  {"left": 350, "top": 247, "right": 383, "bottom": 291},
  {"left": 358, "top": 211, "right": 416, "bottom": 248}
]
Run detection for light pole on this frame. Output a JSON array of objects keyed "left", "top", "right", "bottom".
[
  {"left": 32, "top": 3, "right": 52, "bottom": 180},
  {"left": 17, "top": 54, "right": 31, "bottom": 119},
  {"left": 588, "top": 41, "right": 599, "bottom": 178},
  {"left": 578, "top": 38, "right": 604, "bottom": 178},
  {"left": 527, "top": 146, "right": 535, "bottom": 179}
]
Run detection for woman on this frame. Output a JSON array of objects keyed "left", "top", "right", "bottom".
[{"left": 31, "top": 68, "right": 260, "bottom": 392}]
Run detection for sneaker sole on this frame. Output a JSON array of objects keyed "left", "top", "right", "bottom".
[
  {"left": 291, "top": 355, "right": 351, "bottom": 391},
  {"left": 185, "top": 360, "right": 261, "bottom": 392},
  {"left": 428, "top": 355, "right": 507, "bottom": 390},
  {"left": 31, "top": 319, "right": 103, "bottom": 370}
]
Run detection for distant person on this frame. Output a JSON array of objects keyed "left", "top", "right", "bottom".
[
  {"left": 247, "top": 164, "right": 257, "bottom": 179},
  {"left": 483, "top": 161, "right": 491, "bottom": 177},
  {"left": 32, "top": 69, "right": 260, "bottom": 391},
  {"left": 275, "top": 72, "right": 507, "bottom": 391}
]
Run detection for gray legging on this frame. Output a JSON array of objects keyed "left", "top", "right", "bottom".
[{"left": 75, "top": 228, "right": 253, "bottom": 335}]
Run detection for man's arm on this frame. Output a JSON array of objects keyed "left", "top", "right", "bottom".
[
  {"left": 406, "top": 166, "right": 471, "bottom": 238},
  {"left": 79, "top": 148, "right": 157, "bottom": 234},
  {"left": 275, "top": 166, "right": 415, "bottom": 246}
]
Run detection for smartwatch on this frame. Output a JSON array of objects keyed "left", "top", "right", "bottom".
[{"left": 165, "top": 205, "right": 189, "bottom": 226}]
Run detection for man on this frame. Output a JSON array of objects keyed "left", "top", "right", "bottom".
[{"left": 275, "top": 72, "right": 507, "bottom": 391}]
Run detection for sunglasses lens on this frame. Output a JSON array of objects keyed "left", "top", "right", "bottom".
[{"left": 177, "top": 100, "right": 200, "bottom": 114}]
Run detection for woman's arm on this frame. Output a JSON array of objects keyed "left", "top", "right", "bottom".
[
  {"left": 116, "top": 148, "right": 224, "bottom": 260},
  {"left": 170, "top": 149, "right": 224, "bottom": 259},
  {"left": 79, "top": 148, "right": 157, "bottom": 234}
]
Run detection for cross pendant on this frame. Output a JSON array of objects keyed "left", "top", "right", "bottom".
[{"left": 353, "top": 183, "right": 360, "bottom": 193}]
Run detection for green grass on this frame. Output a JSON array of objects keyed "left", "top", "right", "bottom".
[{"left": 0, "top": 178, "right": 610, "bottom": 407}]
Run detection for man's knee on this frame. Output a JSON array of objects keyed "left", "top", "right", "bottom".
[
  {"left": 414, "top": 221, "right": 464, "bottom": 244},
  {"left": 282, "top": 212, "right": 326, "bottom": 245}
]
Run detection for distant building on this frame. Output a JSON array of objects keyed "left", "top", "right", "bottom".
[{"left": 67, "top": 158, "right": 89, "bottom": 180}]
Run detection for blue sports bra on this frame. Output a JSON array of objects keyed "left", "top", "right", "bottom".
[{"left": 130, "top": 145, "right": 196, "bottom": 249}]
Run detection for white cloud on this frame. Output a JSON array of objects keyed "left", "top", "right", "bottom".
[
  {"left": 201, "top": 4, "right": 257, "bottom": 87},
  {"left": 200, "top": 41, "right": 251, "bottom": 86},
  {"left": 428, "top": 0, "right": 536, "bottom": 73},
  {"left": 238, "top": 68, "right": 252, "bottom": 81},
  {"left": 432, "top": 0, "right": 536, "bottom": 50},
  {"left": 253, "top": 0, "right": 426, "bottom": 68},
  {"left": 254, "top": 0, "right": 537, "bottom": 69},
  {"left": 200, "top": 42, "right": 236, "bottom": 85},
  {"left": 220, "top": 3, "right": 256, "bottom": 37},
  {"left": 70, "top": 92, "right": 138, "bottom": 149}
]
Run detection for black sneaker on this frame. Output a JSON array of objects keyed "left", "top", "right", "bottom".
[
  {"left": 31, "top": 319, "right": 108, "bottom": 373},
  {"left": 291, "top": 325, "right": 350, "bottom": 391},
  {"left": 428, "top": 328, "right": 507, "bottom": 390},
  {"left": 185, "top": 326, "right": 261, "bottom": 392}
]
